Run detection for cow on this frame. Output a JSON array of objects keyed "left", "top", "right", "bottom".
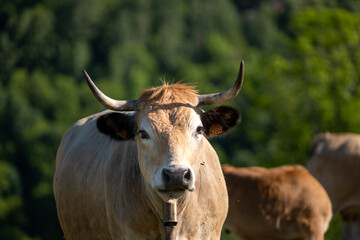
[
  {"left": 308, "top": 132, "right": 360, "bottom": 240},
  {"left": 53, "top": 62, "right": 245, "bottom": 240},
  {"left": 222, "top": 164, "right": 332, "bottom": 240}
]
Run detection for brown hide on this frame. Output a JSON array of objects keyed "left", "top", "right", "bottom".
[
  {"left": 308, "top": 132, "right": 360, "bottom": 240},
  {"left": 222, "top": 164, "right": 332, "bottom": 240}
]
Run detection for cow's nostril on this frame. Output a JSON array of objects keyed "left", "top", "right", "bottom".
[
  {"left": 162, "top": 168, "right": 171, "bottom": 184},
  {"left": 183, "top": 169, "right": 191, "bottom": 183}
]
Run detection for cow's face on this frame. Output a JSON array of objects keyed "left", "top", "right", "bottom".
[
  {"left": 136, "top": 106, "right": 201, "bottom": 198},
  {"left": 97, "top": 100, "right": 240, "bottom": 201}
]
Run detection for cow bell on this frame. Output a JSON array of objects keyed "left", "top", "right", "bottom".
[{"left": 163, "top": 201, "right": 177, "bottom": 227}]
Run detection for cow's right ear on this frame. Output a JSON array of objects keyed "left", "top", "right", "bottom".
[
  {"left": 201, "top": 106, "right": 241, "bottom": 138},
  {"left": 97, "top": 112, "right": 137, "bottom": 141}
]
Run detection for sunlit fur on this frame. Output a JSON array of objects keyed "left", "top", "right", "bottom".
[{"left": 138, "top": 82, "right": 199, "bottom": 108}]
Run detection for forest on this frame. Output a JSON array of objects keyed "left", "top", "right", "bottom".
[{"left": 1, "top": 0, "right": 360, "bottom": 239}]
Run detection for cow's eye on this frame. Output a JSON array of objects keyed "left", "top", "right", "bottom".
[
  {"left": 195, "top": 126, "right": 204, "bottom": 137},
  {"left": 138, "top": 130, "right": 150, "bottom": 140}
]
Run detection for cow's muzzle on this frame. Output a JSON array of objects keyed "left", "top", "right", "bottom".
[
  {"left": 161, "top": 166, "right": 194, "bottom": 191},
  {"left": 152, "top": 165, "right": 195, "bottom": 200}
]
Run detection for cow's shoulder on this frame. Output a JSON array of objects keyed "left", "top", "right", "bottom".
[{"left": 222, "top": 165, "right": 266, "bottom": 182}]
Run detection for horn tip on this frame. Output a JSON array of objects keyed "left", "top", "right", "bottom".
[
  {"left": 238, "top": 60, "right": 244, "bottom": 76},
  {"left": 82, "top": 70, "right": 95, "bottom": 89},
  {"left": 82, "top": 70, "right": 93, "bottom": 84}
]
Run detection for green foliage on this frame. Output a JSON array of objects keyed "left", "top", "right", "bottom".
[
  {"left": 0, "top": 0, "right": 358, "bottom": 239},
  {"left": 0, "top": 161, "right": 29, "bottom": 240},
  {"left": 290, "top": 7, "right": 360, "bottom": 132},
  {"left": 325, "top": 214, "right": 344, "bottom": 240}
]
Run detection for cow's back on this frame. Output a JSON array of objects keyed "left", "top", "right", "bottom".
[
  {"left": 223, "top": 164, "right": 332, "bottom": 240},
  {"left": 54, "top": 110, "right": 139, "bottom": 239},
  {"left": 308, "top": 132, "right": 360, "bottom": 216},
  {"left": 308, "top": 133, "right": 360, "bottom": 214}
]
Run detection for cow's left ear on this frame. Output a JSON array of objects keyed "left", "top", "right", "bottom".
[
  {"left": 201, "top": 106, "right": 241, "bottom": 137},
  {"left": 97, "top": 112, "right": 137, "bottom": 141}
]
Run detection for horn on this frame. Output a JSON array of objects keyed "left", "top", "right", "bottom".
[
  {"left": 197, "top": 61, "right": 244, "bottom": 106},
  {"left": 83, "top": 70, "right": 139, "bottom": 111}
]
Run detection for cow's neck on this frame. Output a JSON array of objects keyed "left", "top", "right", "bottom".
[{"left": 143, "top": 178, "right": 191, "bottom": 218}]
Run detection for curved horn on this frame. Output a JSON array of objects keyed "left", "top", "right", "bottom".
[
  {"left": 83, "top": 70, "right": 139, "bottom": 111},
  {"left": 197, "top": 61, "right": 244, "bottom": 106}
]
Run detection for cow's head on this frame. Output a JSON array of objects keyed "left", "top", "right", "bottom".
[{"left": 84, "top": 62, "right": 244, "bottom": 202}]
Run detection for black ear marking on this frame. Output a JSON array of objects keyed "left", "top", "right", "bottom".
[
  {"left": 201, "top": 106, "right": 241, "bottom": 137},
  {"left": 97, "top": 112, "right": 137, "bottom": 141}
]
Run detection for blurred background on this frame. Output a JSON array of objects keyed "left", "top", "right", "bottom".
[{"left": 1, "top": 0, "right": 360, "bottom": 239}]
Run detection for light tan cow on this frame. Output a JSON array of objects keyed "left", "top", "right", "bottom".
[
  {"left": 53, "top": 62, "right": 245, "bottom": 240},
  {"left": 222, "top": 164, "right": 332, "bottom": 240},
  {"left": 308, "top": 132, "right": 360, "bottom": 240}
]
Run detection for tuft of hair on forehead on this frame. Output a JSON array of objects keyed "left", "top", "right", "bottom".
[{"left": 138, "top": 82, "right": 199, "bottom": 107}]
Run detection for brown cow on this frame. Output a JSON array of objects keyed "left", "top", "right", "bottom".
[
  {"left": 222, "top": 164, "right": 332, "bottom": 240},
  {"left": 53, "top": 62, "right": 245, "bottom": 240},
  {"left": 308, "top": 132, "right": 360, "bottom": 240}
]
